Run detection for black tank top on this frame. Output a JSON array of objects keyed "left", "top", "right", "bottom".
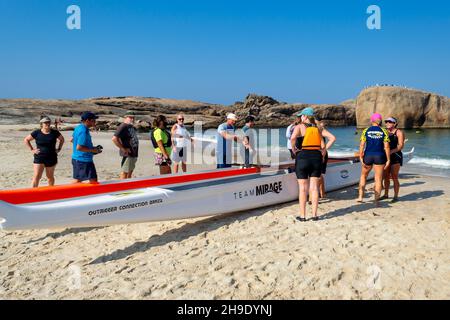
[{"left": 389, "top": 129, "right": 399, "bottom": 150}]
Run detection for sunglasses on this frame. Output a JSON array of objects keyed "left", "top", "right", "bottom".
[
  {"left": 385, "top": 121, "right": 395, "bottom": 124},
  {"left": 178, "top": 118, "right": 184, "bottom": 121}
]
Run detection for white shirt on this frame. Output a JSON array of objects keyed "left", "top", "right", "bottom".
[
  {"left": 173, "top": 124, "right": 190, "bottom": 148},
  {"left": 286, "top": 124, "right": 295, "bottom": 150}
]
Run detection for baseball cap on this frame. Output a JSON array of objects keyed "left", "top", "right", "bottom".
[
  {"left": 370, "top": 113, "right": 382, "bottom": 123},
  {"left": 39, "top": 116, "right": 52, "bottom": 123},
  {"left": 296, "top": 107, "right": 315, "bottom": 117},
  {"left": 81, "top": 111, "right": 99, "bottom": 121},
  {"left": 245, "top": 115, "right": 256, "bottom": 123},
  {"left": 124, "top": 111, "right": 137, "bottom": 117},
  {"left": 227, "top": 113, "right": 238, "bottom": 121}
]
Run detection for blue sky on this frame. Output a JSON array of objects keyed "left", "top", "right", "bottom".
[{"left": 0, "top": 0, "right": 449, "bottom": 104}]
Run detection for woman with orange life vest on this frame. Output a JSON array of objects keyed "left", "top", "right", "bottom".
[
  {"left": 357, "top": 113, "right": 391, "bottom": 206},
  {"left": 382, "top": 117, "right": 405, "bottom": 202},
  {"left": 290, "top": 108, "right": 326, "bottom": 222}
]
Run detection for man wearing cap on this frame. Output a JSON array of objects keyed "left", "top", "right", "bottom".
[
  {"left": 112, "top": 111, "right": 139, "bottom": 179},
  {"left": 357, "top": 113, "right": 391, "bottom": 205},
  {"left": 72, "top": 112, "right": 103, "bottom": 183},
  {"left": 216, "top": 113, "right": 242, "bottom": 169}
]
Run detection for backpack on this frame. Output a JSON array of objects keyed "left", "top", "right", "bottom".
[{"left": 150, "top": 128, "right": 172, "bottom": 149}]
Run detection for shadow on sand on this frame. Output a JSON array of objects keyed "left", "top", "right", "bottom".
[
  {"left": 399, "top": 190, "right": 444, "bottom": 202},
  {"left": 84, "top": 182, "right": 443, "bottom": 264},
  {"left": 319, "top": 200, "right": 391, "bottom": 220},
  {"left": 320, "top": 189, "right": 444, "bottom": 221},
  {"left": 89, "top": 202, "right": 294, "bottom": 265},
  {"left": 25, "top": 227, "right": 104, "bottom": 244}
]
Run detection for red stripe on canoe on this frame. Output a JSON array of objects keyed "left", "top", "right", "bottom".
[{"left": 0, "top": 167, "right": 260, "bottom": 205}]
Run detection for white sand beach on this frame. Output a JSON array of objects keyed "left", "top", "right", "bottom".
[{"left": 0, "top": 127, "right": 449, "bottom": 299}]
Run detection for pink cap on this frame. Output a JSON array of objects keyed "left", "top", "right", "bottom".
[{"left": 370, "top": 113, "right": 382, "bottom": 122}]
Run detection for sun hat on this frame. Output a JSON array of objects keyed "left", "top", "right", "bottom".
[{"left": 227, "top": 113, "right": 238, "bottom": 121}]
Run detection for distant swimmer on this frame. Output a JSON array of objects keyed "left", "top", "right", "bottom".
[
  {"left": 24, "top": 116, "right": 65, "bottom": 188},
  {"left": 357, "top": 113, "right": 391, "bottom": 206},
  {"left": 382, "top": 117, "right": 405, "bottom": 202}
]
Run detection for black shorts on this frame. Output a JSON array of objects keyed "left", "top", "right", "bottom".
[
  {"left": 295, "top": 150, "right": 322, "bottom": 179},
  {"left": 391, "top": 152, "right": 403, "bottom": 166},
  {"left": 321, "top": 152, "right": 329, "bottom": 175},
  {"left": 363, "top": 154, "right": 387, "bottom": 166},
  {"left": 34, "top": 155, "right": 58, "bottom": 167},
  {"left": 72, "top": 159, "right": 98, "bottom": 181}
]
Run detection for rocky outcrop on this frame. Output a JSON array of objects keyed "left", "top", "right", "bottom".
[
  {"left": 356, "top": 87, "right": 450, "bottom": 128},
  {"left": 0, "top": 97, "right": 225, "bottom": 131},
  {"left": 232, "top": 94, "right": 356, "bottom": 127},
  {"left": 0, "top": 94, "right": 356, "bottom": 130}
]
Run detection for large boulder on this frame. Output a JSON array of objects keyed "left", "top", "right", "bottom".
[
  {"left": 356, "top": 87, "right": 450, "bottom": 128},
  {"left": 232, "top": 94, "right": 355, "bottom": 127}
]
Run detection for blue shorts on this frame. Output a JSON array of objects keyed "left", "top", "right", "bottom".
[
  {"left": 363, "top": 154, "right": 387, "bottom": 166},
  {"left": 72, "top": 159, "right": 98, "bottom": 181}
]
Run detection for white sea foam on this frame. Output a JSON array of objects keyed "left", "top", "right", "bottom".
[{"left": 409, "top": 157, "right": 450, "bottom": 169}]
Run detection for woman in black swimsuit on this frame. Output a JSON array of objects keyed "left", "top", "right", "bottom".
[
  {"left": 24, "top": 116, "right": 65, "bottom": 187},
  {"left": 382, "top": 117, "right": 405, "bottom": 202}
]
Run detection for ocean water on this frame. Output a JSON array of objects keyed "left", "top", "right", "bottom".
[
  {"left": 178, "top": 126, "right": 450, "bottom": 177},
  {"left": 275, "top": 127, "right": 450, "bottom": 178}
]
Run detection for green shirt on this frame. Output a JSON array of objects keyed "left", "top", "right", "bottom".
[{"left": 153, "top": 128, "right": 172, "bottom": 154}]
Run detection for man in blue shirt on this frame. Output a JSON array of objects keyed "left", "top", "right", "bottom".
[{"left": 72, "top": 112, "right": 103, "bottom": 183}]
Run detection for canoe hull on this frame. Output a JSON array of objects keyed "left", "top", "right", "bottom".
[
  {"left": 0, "top": 169, "right": 299, "bottom": 231},
  {"left": 0, "top": 149, "right": 414, "bottom": 231}
]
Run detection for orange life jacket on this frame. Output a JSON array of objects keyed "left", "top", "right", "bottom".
[{"left": 301, "top": 125, "right": 322, "bottom": 150}]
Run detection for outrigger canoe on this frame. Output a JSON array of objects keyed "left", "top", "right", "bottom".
[{"left": 0, "top": 149, "right": 414, "bottom": 231}]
